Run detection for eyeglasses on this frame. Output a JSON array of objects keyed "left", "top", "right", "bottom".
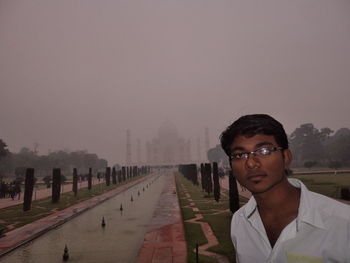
[{"left": 230, "top": 147, "right": 283, "bottom": 161}]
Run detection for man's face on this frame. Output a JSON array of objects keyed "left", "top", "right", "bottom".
[{"left": 229, "top": 134, "right": 292, "bottom": 194}]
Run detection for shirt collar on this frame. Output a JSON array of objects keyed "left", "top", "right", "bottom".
[
  {"left": 243, "top": 178, "right": 326, "bottom": 229},
  {"left": 287, "top": 178, "right": 326, "bottom": 230},
  {"left": 243, "top": 195, "right": 257, "bottom": 218}
]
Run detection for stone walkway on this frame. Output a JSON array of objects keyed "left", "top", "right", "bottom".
[
  {"left": 137, "top": 172, "right": 187, "bottom": 263},
  {"left": 0, "top": 175, "right": 151, "bottom": 257}
]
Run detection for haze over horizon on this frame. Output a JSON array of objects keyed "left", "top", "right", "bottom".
[{"left": 1, "top": 0, "right": 349, "bottom": 165}]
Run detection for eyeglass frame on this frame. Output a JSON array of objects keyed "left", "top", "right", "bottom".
[{"left": 229, "top": 146, "right": 284, "bottom": 161}]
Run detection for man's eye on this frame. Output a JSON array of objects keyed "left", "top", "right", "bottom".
[
  {"left": 258, "top": 148, "right": 270, "bottom": 155},
  {"left": 232, "top": 153, "right": 246, "bottom": 159},
  {"left": 232, "top": 153, "right": 244, "bottom": 159}
]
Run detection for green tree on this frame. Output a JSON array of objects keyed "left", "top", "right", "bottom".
[
  {"left": 207, "top": 145, "right": 229, "bottom": 166},
  {"left": 0, "top": 146, "right": 107, "bottom": 179},
  {"left": 304, "top": 161, "right": 317, "bottom": 170},
  {"left": 0, "top": 140, "right": 12, "bottom": 177},
  {"left": 0, "top": 153, "right": 13, "bottom": 177},
  {"left": 0, "top": 139, "right": 9, "bottom": 160},
  {"left": 43, "top": 175, "right": 52, "bottom": 188},
  {"left": 289, "top": 123, "right": 332, "bottom": 166},
  {"left": 328, "top": 161, "right": 342, "bottom": 170},
  {"left": 326, "top": 128, "right": 350, "bottom": 167},
  {"left": 14, "top": 147, "right": 38, "bottom": 170}
]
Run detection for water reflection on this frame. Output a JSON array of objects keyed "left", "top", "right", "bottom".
[{"left": 1, "top": 174, "right": 165, "bottom": 263}]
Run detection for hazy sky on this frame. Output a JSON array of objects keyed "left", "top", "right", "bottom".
[{"left": 1, "top": 0, "right": 350, "bottom": 165}]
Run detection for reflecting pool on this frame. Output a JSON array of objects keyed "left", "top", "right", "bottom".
[{"left": 0, "top": 173, "right": 165, "bottom": 263}]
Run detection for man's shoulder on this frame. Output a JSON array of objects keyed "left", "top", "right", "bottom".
[
  {"left": 308, "top": 190, "right": 350, "bottom": 219},
  {"left": 231, "top": 204, "right": 249, "bottom": 224},
  {"left": 290, "top": 178, "right": 350, "bottom": 219}
]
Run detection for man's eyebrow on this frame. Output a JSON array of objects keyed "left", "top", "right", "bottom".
[
  {"left": 231, "top": 142, "right": 274, "bottom": 152},
  {"left": 231, "top": 146, "right": 245, "bottom": 152},
  {"left": 255, "top": 142, "right": 274, "bottom": 148}
]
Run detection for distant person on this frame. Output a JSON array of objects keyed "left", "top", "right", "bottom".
[
  {"left": 14, "top": 183, "right": 21, "bottom": 200},
  {"left": 9, "top": 183, "right": 15, "bottom": 200},
  {"left": 220, "top": 114, "right": 350, "bottom": 262}
]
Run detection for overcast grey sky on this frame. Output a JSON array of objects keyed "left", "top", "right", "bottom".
[{"left": 1, "top": 0, "right": 349, "bottom": 165}]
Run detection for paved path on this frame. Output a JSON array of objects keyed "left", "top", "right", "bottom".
[
  {"left": 137, "top": 172, "right": 187, "bottom": 263},
  {"left": 0, "top": 179, "right": 101, "bottom": 209},
  {"left": 0, "top": 175, "right": 151, "bottom": 257}
]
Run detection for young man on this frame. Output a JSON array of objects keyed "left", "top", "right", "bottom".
[{"left": 220, "top": 114, "right": 350, "bottom": 263}]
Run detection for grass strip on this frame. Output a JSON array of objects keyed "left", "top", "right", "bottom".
[
  {"left": 175, "top": 172, "right": 238, "bottom": 263},
  {"left": 204, "top": 212, "right": 235, "bottom": 262},
  {"left": 183, "top": 222, "right": 218, "bottom": 263},
  {"left": 290, "top": 173, "right": 350, "bottom": 199}
]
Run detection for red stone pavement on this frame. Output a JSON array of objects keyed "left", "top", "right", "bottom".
[
  {"left": 135, "top": 175, "right": 250, "bottom": 263},
  {"left": 0, "top": 175, "right": 151, "bottom": 257},
  {"left": 136, "top": 175, "right": 250, "bottom": 263},
  {"left": 137, "top": 172, "right": 187, "bottom": 263}
]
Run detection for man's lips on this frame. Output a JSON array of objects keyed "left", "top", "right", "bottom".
[{"left": 246, "top": 173, "right": 267, "bottom": 181}]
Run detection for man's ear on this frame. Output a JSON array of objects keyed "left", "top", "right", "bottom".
[{"left": 283, "top": 149, "right": 292, "bottom": 169}]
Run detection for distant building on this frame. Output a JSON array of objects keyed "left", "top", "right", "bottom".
[
  {"left": 146, "top": 121, "right": 191, "bottom": 165},
  {"left": 126, "top": 129, "right": 131, "bottom": 165}
]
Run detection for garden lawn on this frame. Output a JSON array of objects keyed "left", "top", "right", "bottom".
[
  {"left": 290, "top": 173, "right": 350, "bottom": 199},
  {"left": 176, "top": 172, "right": 244, "bottom": 263}
]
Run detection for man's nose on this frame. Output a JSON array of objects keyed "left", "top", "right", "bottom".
[{"left": 245, "top": 153, "right": 260, "bottom": 169}]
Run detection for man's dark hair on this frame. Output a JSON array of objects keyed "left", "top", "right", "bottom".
[{"left": 220, "top": 114, "right": 289, "bottom": 156}]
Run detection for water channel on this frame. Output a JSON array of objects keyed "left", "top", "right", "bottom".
[{"left": 1, "top": 172, "right": 166, "bottom": 263}]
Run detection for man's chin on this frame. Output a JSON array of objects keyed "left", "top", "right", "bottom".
[{"left": 248, "top": 177, "right": 285, "bottom": 195}]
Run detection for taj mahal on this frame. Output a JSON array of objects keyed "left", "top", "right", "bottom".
[{"left": 146, "top": 121, "right": 191, "bottom": 165}]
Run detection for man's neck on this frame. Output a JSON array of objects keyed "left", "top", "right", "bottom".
[
  {"left": 254, "top": 179, "right": 300, "bottom": 215},
  {"left": 253, "top": 179, "right": 301, "bottom": 247}
]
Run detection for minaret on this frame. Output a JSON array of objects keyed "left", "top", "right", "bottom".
[
  {"left": 204, "top": 127, "right": 210, "bottom": 161},
  {"left": 146, "top": 141, "right": 151, "bottom": 164},
  {"left": 137, "top": 139, "right": 141, "bottom": 165},
  {"left": 196, "top": 137, "right": 201, "bottom": 163},
  {"left": 126, "top": 129, "right": 131, "bottom": 165},
  {"left": 186, "top": 139, "right": 191, "bottom": 162},
  {"left": 153, "top": 140, "right": 158, "bottom": 164}
]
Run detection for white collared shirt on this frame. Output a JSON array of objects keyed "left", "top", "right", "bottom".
[{"left": 231, "top": 178, "right": 350, "bottom": 263}]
